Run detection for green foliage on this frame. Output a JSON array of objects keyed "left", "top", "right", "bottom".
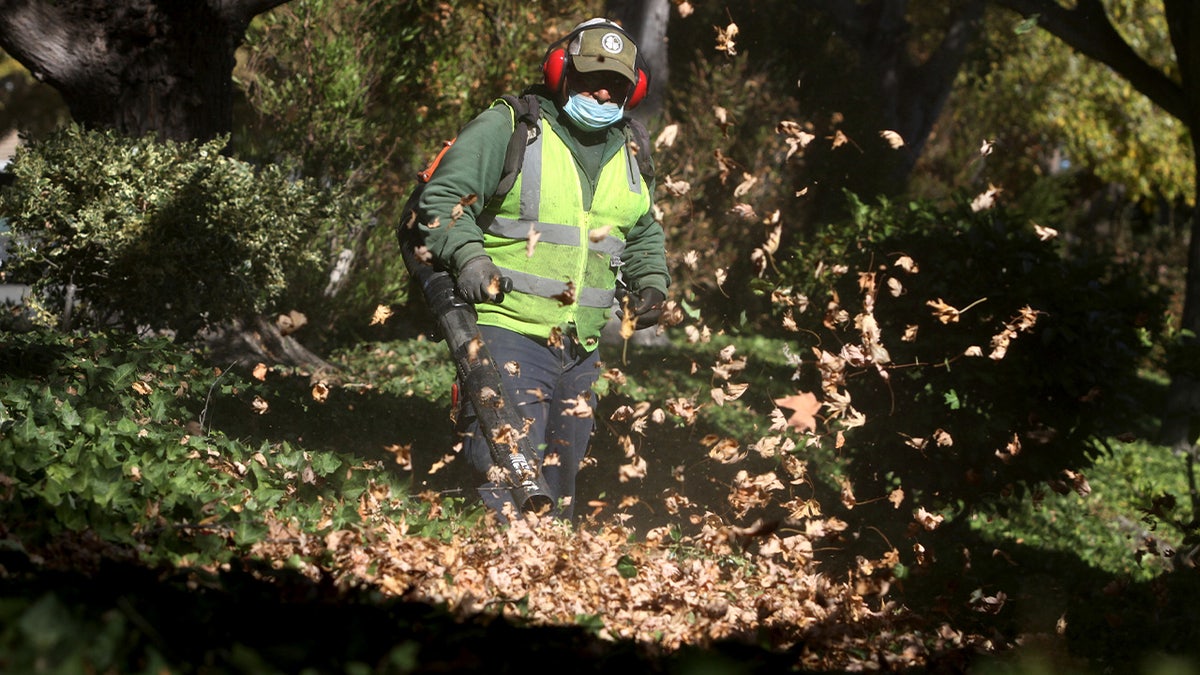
[
  {"left": 235, "top": 0, "right": 597, "bottom": 346},
  {"left": 0, "top": 125, "right": 359, "bottom": 339},
  {"left": 0, "top": 330, "right": 405, "bottom": 566},
  {"left": 775, "top": 194, "right": 1168, "bottom": 515},
  {"left": 917, "top": 3, "right": 1193, "bottom": 225},
  {"left": 971, "top": 438, "right": 1190, "bottom": 581}
]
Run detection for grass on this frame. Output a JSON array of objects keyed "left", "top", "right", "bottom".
[
  {"left": 969, "top": 440, "right": 1193, "bottom": 581},
  {"left": 4, "top": 325, "right": 1199, "bottom": 671},
  {"left": 319, "top": 329, "right": 1198, "bottom": 581}
]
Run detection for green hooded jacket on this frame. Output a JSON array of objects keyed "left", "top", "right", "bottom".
[{"left": 415, "top": 91, "right": 669, "bottom": 350}]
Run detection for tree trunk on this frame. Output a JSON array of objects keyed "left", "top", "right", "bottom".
[
  {"left": 0, "top": 0, "right": 336, "bottom": 374},
  {"left": 0, "top": 0, "right": 290, "bottom": 142},
  {"left": 812, "top": 0, "right": 986, "bottom": 184},
  {"left": 607, "top": 0, "right": 671, "bottom": 121}
]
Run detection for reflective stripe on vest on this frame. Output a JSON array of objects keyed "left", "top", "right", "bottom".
[{"left": 480, "top": 118, "right": 648, "bottom": 316}]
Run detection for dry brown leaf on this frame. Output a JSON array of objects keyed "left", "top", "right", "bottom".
[
  {"left": 384, "top": 443, "right": 412, "bottom": 470},
  {"left": 655, "top": 123, "right": 679, "bottom": 148},
  {"left": 927, "top": 298, "right": 961, "bottom": 324},
  {"left": 1034, "top": 222, "right": 1058, "bottom": 240},
  {"left": 561, "top": 395, "right": 594, "bottom": 418},
  {"left": 526, "top": 223, "right": 541, "bottom": 258},
  {"left": 880, "top": 129, "right": 905, "bottom": 148},
  {"left": 663, "top": 175, "right": 691, "bottom": 197},
  {"left": 552, "top": 280, "right": 577, "bottom": 306},
  {"left": 706, "top": 437, "right": 744, "bottom": 464},
  {"left": 772, "top": 391, "right": 821, "bottom": 433},
  {"left": 251, "top": 396, "right": 269, "bottom": 415},
  {"left": 915, "top": 507, "right": 944, "bottom": 531},
  {"left": 971, "top": 184, "right": 1003, "bottom": 212},
  {"left": 370, "top": 304, "right": 393, "bottom": 326},
  {"left": 733, "top": 173, "right": 757, "bottom": 197},
  {"left": 715, "top": 23, "right": 739, "bottom": 55}
]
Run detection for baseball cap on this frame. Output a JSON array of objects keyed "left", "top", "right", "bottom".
[{"left": 567, "top": 19, "right": 638, "bottom": 84}]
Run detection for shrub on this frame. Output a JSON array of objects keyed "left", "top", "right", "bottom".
[
  {"left": 0, "top": 330, "right": 379, "bottom": 565},
  {"left": 772, "top": 194, "right": 1167, "bottom": 519},
  {"left": 0, "top": 125, "right": 357, "bottom": 340}
]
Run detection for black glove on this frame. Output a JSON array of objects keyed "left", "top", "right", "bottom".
[
  {"left": 630, "top": 287, "right": 666, "bottom": 329},
  {"left": 456, "top": 256, "right": 505, "bottom": 303}
]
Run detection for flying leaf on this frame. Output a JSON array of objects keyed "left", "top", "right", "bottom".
[
  {"left": 772, "top": 391, "right": 821, "bottom": 432},
  {"left": 618, "top": 454, "right": 648, "bottom": 482},
  {"left": 277, "top": 310, "right": 307, "bottom": 336},
  {"left": 1034, "top": 222, "right": 1058, "bottom": 240},
  {"left": 715, "top": 23, "right": 739, "bottom": 55},
  {"left": 370, "top": 304, "right": 393, "bottom": 326},
  {"left": 763, "top": 221, "right": 781, "bottom": 255},
  {"left": 777, "top": 120, "right": 816, "bottom": 160},
  {"left": 663, "top": 175, "right": 691, "bottom": 196},
  {"left": 894, "top": 255, "right": 918, "bottom": 273},
  {"left": 927, "top": 298, "right": 961, "bottom": 324},
  {"left": 915, "top": 507, "right": 944, "bottom": 531},
  {"left": 666, "top": 397, "right": 698, "bottom": 424},
  {"left": 552, "top": 280, "right": 577, "bottom": 306},
  {"left": 384, "top": 443, "right": 412, "bottom": 470},
  {"left": 730, "top": 203, "right": 756, "bottom": 220},
  {"left": 706, "top": 437, "right": 744, "bottom": 464},
  {"left": 880, "top": 130, "right": 905, "bottom": 149},
  {"left": 655, "top": 123, "right": 679, "bottom": 149},
  {"left": 733, "top": 173, "right": 757, "bottom": 197},
  {"left": 970, "top": 183, "right": 1003, "bottom": 212},
  {"left": 561, "top": 395, "right": 594, "bottom": 418},
  {"left": 526, "top": 223, "right": 541, "bottom": 257},
  {"left": 251, "top": 396, "right": 269, "bottom": 415}
]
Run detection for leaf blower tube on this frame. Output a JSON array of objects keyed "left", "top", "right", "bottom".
[{"left": 399, "top": 236, "right": 555, "bottom": 514}]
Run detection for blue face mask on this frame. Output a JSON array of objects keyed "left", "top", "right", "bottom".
[{"left": 562, "top": 93, "right": 624, "bottom": 131}]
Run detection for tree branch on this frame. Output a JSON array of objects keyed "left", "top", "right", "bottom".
[
  {"left": 214, "top": 0, "right": 293, "bottom": 23},
  {"left": 991, "top": 0, "right": 1187, "bottom": 121},
  {"left": 0, "top": 1, "right": 99, "bottom": 85}
]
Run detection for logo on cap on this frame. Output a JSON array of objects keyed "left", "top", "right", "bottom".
[{"left": 601, "top": 32, "right": 624, "bottom": 54}]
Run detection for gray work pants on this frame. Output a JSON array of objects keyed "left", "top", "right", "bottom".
[{"left": 460, "top": 324, "right": 599, "bottom": 520}]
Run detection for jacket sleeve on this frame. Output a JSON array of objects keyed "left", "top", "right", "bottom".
[
  {"left": 620, "top": 187, "right": 670, "bottom": 295},
  {"left": 415, "top": 105, "right": 513, "bottom": 274}
]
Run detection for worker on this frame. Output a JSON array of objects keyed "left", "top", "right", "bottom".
[{"left": 413, "top": 18, "right": 670, "bottom": 520}]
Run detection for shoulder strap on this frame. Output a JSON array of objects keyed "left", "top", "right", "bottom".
[
  {"left": 493, "top": 94, "right": 542, "bottom": 198},
  {"left": 624, "top": 116, "right": 655, "bottom": 182}
]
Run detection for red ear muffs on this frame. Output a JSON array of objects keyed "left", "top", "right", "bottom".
[
  {"left": 627, "top": 68, "right": 648, "bottom": 109},
  {"left": 542, "top": 22, "right": 650, "bottom": 109},
  {"left": 542, "top": 46, "right": 569, "bottom": 93}
]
